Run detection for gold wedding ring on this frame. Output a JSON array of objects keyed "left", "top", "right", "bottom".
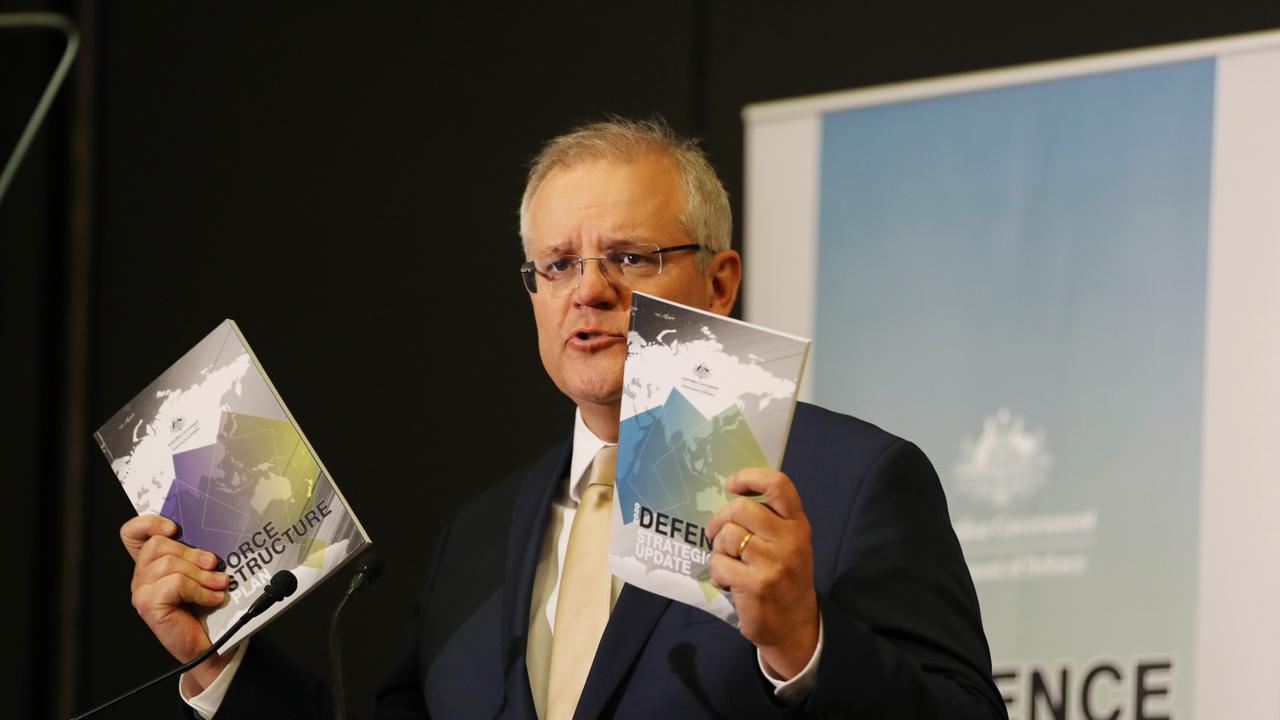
[{"left": 737, "top": 531, "right": 754, "bottom": 558}]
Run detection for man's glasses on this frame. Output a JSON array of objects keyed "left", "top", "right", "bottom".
[{"left": 520, "top": 243, "right": 704, "bottom": 296}]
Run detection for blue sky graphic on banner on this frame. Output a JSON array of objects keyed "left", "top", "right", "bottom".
[{"left": 814, "top": 60, "right": 1214, "bottom": 715}]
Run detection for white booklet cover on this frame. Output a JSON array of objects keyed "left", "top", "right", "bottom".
[
  {"left": 94, "top": 320, "right": 371, "bottom": 650},
  {"left": 608, "top": 292, "right": 810, "bottom": 625}
]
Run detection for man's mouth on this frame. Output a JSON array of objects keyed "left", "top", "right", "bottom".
[{"left": 567, "top": 328, "right": 624, "bottom": 350}]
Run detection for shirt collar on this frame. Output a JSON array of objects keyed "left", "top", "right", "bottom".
[{"left": 568, "top": 408, "right": 615, "bottom": 504}]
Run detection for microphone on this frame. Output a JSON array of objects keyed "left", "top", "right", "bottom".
[
  {"left": 70, "top": 570, "right": 299, "bottom": 720},
  {"left": 345, "top": 551, "right": 384, "bottom": 596},
  {"left": 242, "top": 568, "right": 300, "bottom": 624},
  {"left": 331, "top": 552, "right": 384, "bottom": 720}
]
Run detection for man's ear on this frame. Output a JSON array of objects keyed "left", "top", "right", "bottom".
[{"left": 705, "top": 249, "right": 742, "bottom": 317}]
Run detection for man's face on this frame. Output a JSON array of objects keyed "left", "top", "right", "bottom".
[{"left": 523, "top": 154, "right": 734, "bottom": 414}]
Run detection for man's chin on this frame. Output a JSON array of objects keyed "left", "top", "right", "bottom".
[
  {"left": 561, "top": 369, "right": 625, "bottom": 408},
  {"left": 545, "top": 346, "right": 627, "bottom": 407},
  {"left": 566, "top": 382, "right": 623, "bottom": 408}
]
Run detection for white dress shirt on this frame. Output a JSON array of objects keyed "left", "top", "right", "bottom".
[
  {"left": 181, "top": 639, "right": 247, "bottom": 718},
  {"left": 185, "top": 409, "right": 822, "bottom": 717}
]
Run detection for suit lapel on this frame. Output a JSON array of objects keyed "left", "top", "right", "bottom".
[
  {"left": 571, "top": 584, "right": 673, "bottom": 720},
  {"left": 493, "top": 437, "right": 674, "bottom": 720},
  {"left": 498, "top": 437, "right": 572, "bottom": 720}
]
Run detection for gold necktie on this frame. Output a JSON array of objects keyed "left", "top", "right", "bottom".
[{"left": 545, "top": 445, "right": 617, "bottom": 720}]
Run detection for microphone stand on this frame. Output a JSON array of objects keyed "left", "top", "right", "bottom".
[
  {"left": 330, "top": 590, "right": 354, "bottom": 720},
  {"left": 0, "top": 12, "right": 80, "bottom": 207},
  {"left": 330, "top": 552, "right": 384, "bottom": 720}
]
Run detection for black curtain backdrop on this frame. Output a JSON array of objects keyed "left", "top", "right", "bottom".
[
  {"left": 1, "top": 1, "right": 73, "bottom": 717},
  {"left": 4, "top": 2, "right": 1279, "bottom": 718}
]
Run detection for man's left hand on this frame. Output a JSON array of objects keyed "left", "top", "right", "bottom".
[{"left": 706, "top": 468, "right": 820, "bottom": 680}]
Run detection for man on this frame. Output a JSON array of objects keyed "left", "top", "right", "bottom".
[{"left": 121, "top": 118, "right": 1004, "bottom": 718}]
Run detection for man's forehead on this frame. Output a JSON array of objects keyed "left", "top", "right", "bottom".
[{"left": 525, "top": 157, "right": 684, "bottom": 252}]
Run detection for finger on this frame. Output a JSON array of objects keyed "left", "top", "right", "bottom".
[
  {"left": 133, "top": 553, "right": 231, "bottom": 594},
  {"left": 707, "top": 496, "right": 783, "bottom": 542},
  {"left": 135, "top": 534, "right": 220, "bottom": 574},
  {"left": 711, "top": 521, "right": 770, "bottom": 562},
  {"left": 137, "top": 573, "right": 227, "bottom": 612},
  {"left": 725, "top": 469, "right": 804, "bottom": 520},
  {"left": 120, "top": 514, "right": 179, "bottom": 561},
  {"left": 707, "top": 551, "right": 750, "bottom": 591},
  {"left": 711, "top": 521, "right": 747, "bottom": 558}
]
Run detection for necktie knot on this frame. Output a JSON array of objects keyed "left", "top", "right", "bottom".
[{"left": 586, "top": 445, "right": 617, "bottom": 489}]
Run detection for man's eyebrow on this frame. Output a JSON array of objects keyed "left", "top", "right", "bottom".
[
  {"left": 599, "top": 235, "right": 652, "bottom": 249},
  {"left": 540, "top": 240, "right": 579, "bottom": 256}
]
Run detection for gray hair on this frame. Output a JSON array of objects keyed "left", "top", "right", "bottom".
[{"left": 518, "top": 117, "right": 732, "bottom": 268}]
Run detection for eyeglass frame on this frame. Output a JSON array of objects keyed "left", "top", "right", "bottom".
[{"left": 519, "top": 242, "right": 706, "bottom": 294}]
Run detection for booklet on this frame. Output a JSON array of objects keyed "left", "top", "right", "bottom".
[
  {"left": 608, "top": 292, "right": 810, "bottom": 626},
  {"left": 93, "top": 320, "right": 371, "bottom": 650}
]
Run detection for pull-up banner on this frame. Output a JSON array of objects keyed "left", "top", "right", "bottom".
[{"left": 744, "top": 31, "right": 1280, "bottom": 720}]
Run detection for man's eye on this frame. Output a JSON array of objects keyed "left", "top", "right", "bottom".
[
  {"left": 543, "top": 257, "right": 577, "bottom": 274},
  {"left": 614, "top": 250, "right": 657, "bottom": 268}
]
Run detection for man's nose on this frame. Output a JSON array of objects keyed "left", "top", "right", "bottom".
[{"left": 573, "top": 258, "right": 619, "bottom": 305}]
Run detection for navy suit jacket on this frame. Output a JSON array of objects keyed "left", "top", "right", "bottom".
[{"left": 206, "top": 403, "right": 1004, "bottom": 719}]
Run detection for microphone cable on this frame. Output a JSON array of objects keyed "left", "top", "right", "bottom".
[{"left": 69, "top": 570, "right": 299, "bottom": 720}]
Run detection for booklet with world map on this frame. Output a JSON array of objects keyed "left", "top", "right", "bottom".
[
  {"left": 608, "top": 292, "right": 810, "bottom": 626},
  {"left": 93, "top": 320, "right": 371, "bottom": 651}
]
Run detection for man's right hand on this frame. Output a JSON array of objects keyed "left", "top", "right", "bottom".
[{"left": 121, "top": 514, "right": 234, "bottom": 693}]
